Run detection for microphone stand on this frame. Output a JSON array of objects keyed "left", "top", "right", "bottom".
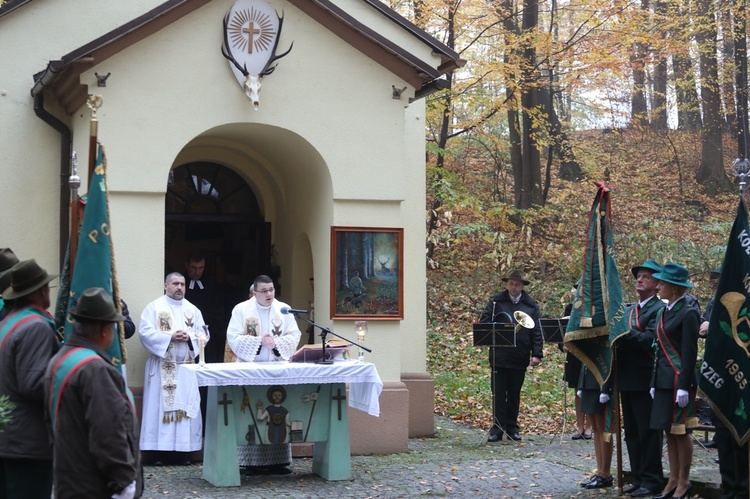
[{"left": 289, "top": 313, "right": 371, "bottom": 364}]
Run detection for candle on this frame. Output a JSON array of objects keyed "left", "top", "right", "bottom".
[
  {"left": 354, "top": 321, "right": 367, "bottom": 361},
  {"left": 199, "top": 335, "right": 206, "bottom": 367}
]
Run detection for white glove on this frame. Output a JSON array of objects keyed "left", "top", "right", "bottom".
[
  {"left": 112, "top": 481, "right": 136, "bottom": 499},
  {"left": 576, "top": 390, "right": 582, "bottom": 398},
  {"left": 599, "top": 393, "right": 610, "bottom": 404},
  {"left": 650, "top": 388, "right": 655, "bottom": 399},
  {"left": 676, "top": 389, "right": 689, "bottom": 408}
]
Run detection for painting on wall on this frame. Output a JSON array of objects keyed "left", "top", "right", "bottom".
[{"left": 330, "top": 227, "right": 404, "bottom": 320}]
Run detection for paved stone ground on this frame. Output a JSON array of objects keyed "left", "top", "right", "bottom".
[{"left": 142, "top": 416, "right": 722, "bottom": 498}]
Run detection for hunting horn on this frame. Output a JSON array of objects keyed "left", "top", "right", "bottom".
[{"left": 513, "top": 311, "right": 535, "bottom": 332}]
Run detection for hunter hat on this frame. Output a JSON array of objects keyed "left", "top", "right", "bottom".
[
  {"left": 70, "top": 287, "right": 124, "bottom": 323},
  {"left": 652, "top": 262, "right": 694, "bottom": 289},
  {"left": 0, "top": 248, "right": 19, "bottom": 273},
  {"left": 2, "top": 259, "right": 57, "bottom": 300},
  {"left": 501, "top": 269, "right": 530, "bottom": 285},
  {"left": 631, "top": 259, "right": 662, "bottom": 278}
]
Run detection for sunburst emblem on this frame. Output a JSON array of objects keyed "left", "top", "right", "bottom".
[{"left": 228, "top": 8, "right": 276, "bottom": 54}]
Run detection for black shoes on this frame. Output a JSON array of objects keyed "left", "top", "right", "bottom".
[
  {"left": 580, "top": 474, "right": 599, "bottom": 487},
  {"left": 507, "top": 432, "right": 522, "bottom": 441},
  {"left": 585, "top": 475, "right": 613, "bottom": 489},
  {"left": 622, "top": 484, "right": 640, "bottom": 494},
  {"left": 652, "top": 486, "right": 677, "bottom": 499},
  {"left": 488, "top": 433, "right": 502, "bottom": 442},
  {"left": 631, "top": 487, "right": 656, "bottom": 497}
]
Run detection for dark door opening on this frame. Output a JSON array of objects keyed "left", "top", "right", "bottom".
[{"left": 164, "top": 162, "right": 276, "bottom": 351}]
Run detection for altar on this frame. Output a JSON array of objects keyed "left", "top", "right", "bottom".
[{"left": 182, "top": 360, "right": 383, "bottom": 486}]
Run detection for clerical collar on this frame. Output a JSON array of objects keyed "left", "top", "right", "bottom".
[
  {"left": 189, "top": 279, "right": 203, "bottom": 290},
  {"left": 165, "top": 295, "right": 183, "bottom": 306}
]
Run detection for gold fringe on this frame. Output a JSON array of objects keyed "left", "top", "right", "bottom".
[
  {"left": 670, "top": 423, "right": 686, "bottom": 435},
  {"left": 580, "top": 317, "right": 593, "bottom": 327},
  {"left": 162, "top": 410, "right": 188, "bottom": 424},
  {"left": 602, "top": 432, "right": 612, "bottom": 443},
  {"left": 102, "top": 146, "right": 127, "bottom": 366}
]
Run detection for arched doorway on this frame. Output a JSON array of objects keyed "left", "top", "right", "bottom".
[{"left": 164, "top": 161, "right": 277, "bottom": 345}]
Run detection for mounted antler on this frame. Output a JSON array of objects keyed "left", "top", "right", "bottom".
[
  {"left": 259, "top": 11, "right": 293, "bottom": 77},
  {"left": 221, "top": 11, "right": 249, "bottom": 77},
  {"left": 221, "top": 9, "right": 293, "bottom": 110}
]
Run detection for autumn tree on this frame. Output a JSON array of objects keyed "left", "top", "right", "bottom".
[{"left": 695, "top": 0, "right": 732, "bottom": 193}]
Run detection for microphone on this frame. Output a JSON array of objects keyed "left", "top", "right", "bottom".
[{"left": 280, "top": 307, "right": 308, "bottom": 315}]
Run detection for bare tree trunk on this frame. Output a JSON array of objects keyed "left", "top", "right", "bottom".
[
  {"left": 500, "top": 0, "right": 524, "bottom": 207},
  {"left": 695, "top": 0, "right": 732, "bottom": 194},
  {"left": 673, "top": 0, "right": 702, "bottom": 130},
  {"left": 734, "top": 0, "right": 749, "bottom": 158},
  {"left": 720, "top": 8, "right": 737, "bottom": 133},
  {"left": 630, "top": 0, "right": 650, "bottom": 126},
  {"left": 520, "top": 0, "right": 542, "bottom": 208},
  {"left": 424, "top": 4, "right": 456, "bottom": 265},
  {"left": 652, "top": 0, "right": 669, "bottom": 129}
]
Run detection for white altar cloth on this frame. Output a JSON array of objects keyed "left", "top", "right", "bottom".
[{"left": 182, "top": 360, "right": 383, "bottom": 416}]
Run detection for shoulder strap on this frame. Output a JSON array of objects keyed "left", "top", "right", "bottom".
[
  {"left": 48, "top": 347, "right": 102, "bottom": 431},
  {"left": 0, "top": 305, "right": 55, "bottom": 353}
]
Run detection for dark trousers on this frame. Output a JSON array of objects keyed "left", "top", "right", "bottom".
[
  {"left": 0, "top": 458, "right": 53, "bottom": 499},
  {"left": 490, "top": 367, "right": 526, "bottom": 434},
  {"left": 621, "top": 390, "right": 664, "bottom": 491},
  {"left": 715, "top": 421, "right": 749, "bottom": 499}
]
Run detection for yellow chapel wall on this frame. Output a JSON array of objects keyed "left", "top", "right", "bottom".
[{"left": 2, "top": 0, "right": 430, "bottom": 392}]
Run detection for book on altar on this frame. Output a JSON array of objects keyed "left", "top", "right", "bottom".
[{"left": 290, "top": 339, "right": 353, "bottom": 363}]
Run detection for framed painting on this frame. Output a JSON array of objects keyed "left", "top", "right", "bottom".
[{"left": 330, "top": 227, "right": 404, "bottom": 320}]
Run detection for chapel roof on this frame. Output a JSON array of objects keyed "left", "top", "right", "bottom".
[{"left": 19, "top": 0, "right": 464, "bottom": 114}]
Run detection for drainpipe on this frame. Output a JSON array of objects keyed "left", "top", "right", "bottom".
[{"left": 31, "top": 61, "right": 72, "bottom": 270}]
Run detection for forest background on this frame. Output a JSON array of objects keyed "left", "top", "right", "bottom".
[{"left": 390, "top": 0, "right": 750, "bottom": 433}]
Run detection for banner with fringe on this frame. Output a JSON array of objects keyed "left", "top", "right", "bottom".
[
  {"left": 564, "top": 182, "right": 625, "bottom": 387},
  {"left": 56, "top": 144, "right": 126, "bottom": 366},
  {"left": 699, "top": 198, "right": 750, "bottom": 445}
]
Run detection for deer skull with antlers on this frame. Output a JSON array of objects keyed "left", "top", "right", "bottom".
[{"left": 221, "top": 5, "right": 293, "bottom": 110}]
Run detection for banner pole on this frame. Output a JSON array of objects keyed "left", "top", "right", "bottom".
[
  {"left": 86, "top": 95, "right": 102, "bottom": 188},
  {"left": 68, "top": 152, "right": 80, "bottom": 276}
]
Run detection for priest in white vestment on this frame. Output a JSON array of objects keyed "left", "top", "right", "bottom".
[
  {"left": 227, "top": 274, "right": 301, "bottom": 474},
  {"left": 139, "top": 272, "right": 206, "bottom": 463}
]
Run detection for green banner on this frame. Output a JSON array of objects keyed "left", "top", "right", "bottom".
[
  {"left": 699, "top": 199, "right": 750, "bottom": 445},
  {"left": 60, "top": 145, "right": 125, "bottom": 366},
  {"left": 564, "top": 183, "right": 625, "bottom": 387}
]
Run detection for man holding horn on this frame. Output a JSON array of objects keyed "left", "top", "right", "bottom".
[{"left": 479, "top": 270, "right": 543, "bottom": 442}]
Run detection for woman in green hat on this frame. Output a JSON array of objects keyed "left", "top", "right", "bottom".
[{"left": 650, "top": 263, "right": 700, "bottom": 499}]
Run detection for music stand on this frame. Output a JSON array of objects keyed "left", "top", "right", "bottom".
[
  {"left": 472, "top": 322, "right": 516, "bottom": 347},
  {"left": 473, "top": 322, "right": 519, "bottom": 445},
  {"left": 540, "top": 318, "right": 568, "bottom": 343}
]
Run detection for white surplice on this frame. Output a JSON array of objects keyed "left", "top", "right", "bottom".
[
  {"left": 226, "top": 297, "right": 301, "bottom": 466},
  {"left": 227, "top": 298, "right": 301, "bottom": 362},
  {"left": 139, "top": 295, "right": 205, "bottom": 451}
]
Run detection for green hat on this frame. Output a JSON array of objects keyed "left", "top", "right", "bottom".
[
  {"left": 652, "top": 262, "right": 693, "bottom": 289},
  {"left": 501, "top": 269, "right": 530, "bottom": 285},
  {"left": 70, "top": 287, "right": 125, "bottom": 323},
  {"left": 631, "top": 259, "right": 662, "bottom": 278},
  {"left": 2, "top": 259, "right": 57, "bottom": 300}
]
